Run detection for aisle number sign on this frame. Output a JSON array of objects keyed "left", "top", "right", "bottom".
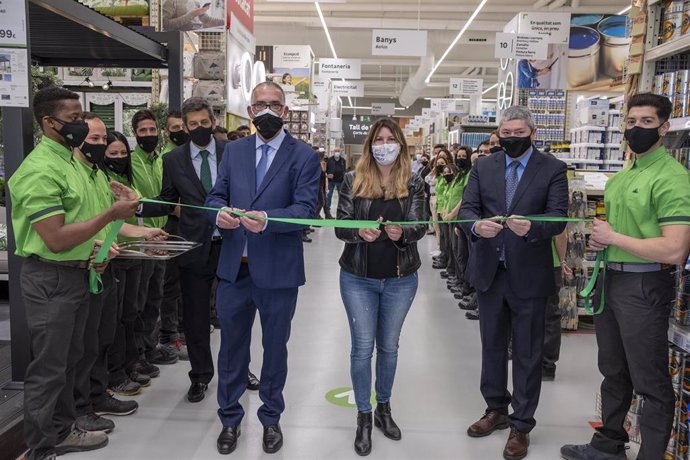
[
  {"left": 319, "top": 58, "right": 361, "bottom": 79},
  {"left": 450, "top": 78, "right": 483, "bottom": 96},
  {"left": 430, "top": 98, "right": 457, "bottom": 112},
  {"left": 495, "top": 33, "right": 548, "bottom": 59},
  {"left": 371, "top": 103, "right": 395, "bottom": 116},
  {"left": 371, "top": 29, "right": 427, "bottom": 57},
  {"left": 0, "top": 0, "right": 27, "bottom": 47}
]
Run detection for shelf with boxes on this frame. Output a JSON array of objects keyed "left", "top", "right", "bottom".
[
  {"left": 519, "top": 89, "right": 567, "bottom": 145},
  {"left": 565, "top": 100, "right": 626, "bottom": 171},
  {"left": 284, "top": 110, "right": 311, "bottom": 143}
]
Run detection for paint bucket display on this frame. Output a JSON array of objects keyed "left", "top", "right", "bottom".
[
  {"left": 683, "top": 0, "right": 690, "bottom": 35},
  {"left": 655, "top": 74, "right": 667, "bottom": 94},
  {"left": 571, "top": 14, "right": 605, "bottom": 26},
  {"left": 662, "top": 0, "right": 684, "bottom": 43},
  {"left": 597, "top": 15, "right": 631, "bottom": 78},
  {"left": 569, "top": 26, "right": 601, "bottom": 87}
]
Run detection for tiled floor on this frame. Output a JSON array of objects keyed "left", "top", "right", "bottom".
[{"left": 22, "top": 229, "right": 608, "bottom": 460}]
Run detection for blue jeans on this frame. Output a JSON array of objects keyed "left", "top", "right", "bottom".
[
  {"left": 326, "top": 181, "right": 342, "bottom": 216},
  {"left": 340, "top": 270, "right": 418, "bottom": 412}
]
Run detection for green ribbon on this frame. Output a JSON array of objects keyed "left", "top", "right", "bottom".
[
  {"left": 89, "top": 220, "right": 125, "bottom": 295},
  {"left": 578, "top": 249, "right": 608, "bottom": 315}
]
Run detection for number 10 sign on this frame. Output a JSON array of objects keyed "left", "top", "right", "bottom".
[{"left": 495, "top": 33, "right": 516, "bottom": 59}]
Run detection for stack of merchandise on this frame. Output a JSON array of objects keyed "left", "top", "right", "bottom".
[
  {"left": 192, "top": 49, "right": 226, "bottom": 109},
  {"left": 561, "top": 179, "right": 588, "bottom": 330},
  {"left": 674, "top": 264, "right": 690, "bottom": 327},
  {"left": 666, "top": 346, "right": 690, "bottom": 459},
  {"left": 519, "top": 89, "right": 567, "bottom": 147},
  {"left": 669, "top": 145, "right": 690, "bottom": 169},
  {"left": 284, "top": 111, "right": 311, "bottom": 143},
  {"left": 658, "top": 0, "right": 690, "bottom": 46},
  {"left": 652, "top": 61, "right": 690, "bottom": 120}
]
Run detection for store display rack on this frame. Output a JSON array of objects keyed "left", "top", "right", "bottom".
[{"left": 457, "top": 124, "right": 497, "bottom": 149}]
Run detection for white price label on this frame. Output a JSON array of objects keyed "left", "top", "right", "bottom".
[
  {"left": 495, "top": 33, "right": 515, "bottom": 59},
  {"left": 0, "top": 0, "right": 26, "bottom": 47}
]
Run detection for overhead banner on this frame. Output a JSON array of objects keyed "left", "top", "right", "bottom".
[
  {"left": 319, "top": 58, "right": 361, "bottom": 79},
  {"left": 519, "top": 12, "right": 570, "bottom": 44},
  {"left": 228, "top": 0, "right": 254, "bottom": 33},
  {"left": 430, "top": 98, "right": 457, "bottom": 112},
  {"left": 515, "top": 12, "right": 570, "bottom": 90},
  {"left": 371, "top": 102, "right": 395, "bottom": 116},
  {"left": 343, "top": 115, "right": 375, "bottom": 144},
  {"left": 450, "top": 78, "right": 483, "bottom": 96},
  {"left": 271, "top": 45, "right": 313, "bottom": 105},
  {"left": 332, "top": 80, "right": 364, "bottom": 97},
  {"left": 372, "top": 29, "right": 427, "bottom": 57}
]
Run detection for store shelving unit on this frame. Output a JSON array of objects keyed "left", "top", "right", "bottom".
[
  {"left": 457, "top": 124, "right": 497, "bottom": 149},
  {"left": 669, "top": 321, "right": 690, "bottom": 353}
]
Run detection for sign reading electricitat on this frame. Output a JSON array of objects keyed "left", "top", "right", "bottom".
[
  {"left": 371, "top": 29, "right": 427, "bottom": 57},
  {"left": 319, "top": 58, "right": 361, "bottom": 79},
  {"left": 332, "top": 81, "right": 364, "bottom": 98},
  {"left": 0, "top": 0, "right": 27, "bottom": 47}
]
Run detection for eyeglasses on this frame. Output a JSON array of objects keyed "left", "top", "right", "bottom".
[{"left": 251, "top": 102, "right": 284, "bottom": 112}]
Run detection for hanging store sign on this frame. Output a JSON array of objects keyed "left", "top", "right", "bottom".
[
  {"left": 495, "top": 33, "right": 548, "bottom": 59},
  {"left": 449, "top": 78, "right": 483, "bottom": 96},
  {"left": 371, "top": 29, "right": 427, "bottom": 57},
  {"left": 371, "top": 102, "right": 395, "bottom": 116},
  {"left": 332, "top": 81, "right": 364, "bottom": 97},
  {"left": 319, "top": 58, "right": 361, "bottom": 79},
  {"left": 342, "top": 115, "right": 375, "bottom": 144},
  {"left": 430, "top": 98, "right": 457, "bottom": 112},
  {"left": 229, "top": 12, "right": 255, "bottom": 52},
  {"left": 0, "top": 0, "right": 26, "bottom": 47},
  {"left": 228, "top": 0, "right": 254, "bottom": 33},
  {"left": 518, "top": 12, "right": 570, "bottom": 44}
]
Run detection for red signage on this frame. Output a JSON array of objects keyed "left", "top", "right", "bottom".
[{"left": 228, "top": 0, "right": 254, "bottom": 34}]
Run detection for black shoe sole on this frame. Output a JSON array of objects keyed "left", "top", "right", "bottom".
[
  {"left": 217, "top": 429, "right": 240, "bottom": 455},
  {"left": 373, "top": 417, "right": 402, "bottom": 441},
  {"left": 148, "top": 358, "right": 178, "bottom": 365},
  {"left": 354, "top": 445, "right": 372, "bottom": 456},
  {"left": 247, "top": 383, "right": 260, "bottom": 391},
  {"left": 263, "top": 439, "right": 283, "bottom": 454},
  {"left": 187, "top": 392, "right": 206, "bottom": 403},
  {"left": 503, "top": 450, "right": 528, "bottom": 460},
  {"left": 467, "top": 422, "right": 509, "bottom": 438},
  {"left": 55, "top": 437, "right": 109, "bottom": 455},
  {"left": 95, "top": 407, "right": 138, "bottom": 416}
]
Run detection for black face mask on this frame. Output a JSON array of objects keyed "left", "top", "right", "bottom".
[
  {"left": 104, "top": 157, "right": 129, "bottom": 176},
  {"left": 443, "top": 174, "right": 454, "bottom": 183},
  {"left": 80, "top": 142, "right": 107, "bottom": 165},
  {"left": 489, "top": 145, "right": 503, "bottom": 154},
  {"left": 456, "top": 158, "right": 470, "bottom": 170},
  {"left": 421, "top": 160, "right": 429, "bottom": 166},
  {"left": 53, "top": 118, "right": 89, "bottom": 148},
  {"left": 169, "top": 130, "right": 190, "bottom": 146},
  {"left": 499, "top": 136, "right": 532, "bottom": 158},
  {"left": 136, "top": 135, "right": 159, "bottom": 154},
  {"left": 189, "top": 126, "right": 213, "bottom": 147},
  {"left": 252, "top": 113, "right": 284, "bottom": 139},
  {"left": 435, "top": 165, "right": 446, "bottom": 175},
  {"left": 624, "top": 126, "right": 661, "bottom": 154}
]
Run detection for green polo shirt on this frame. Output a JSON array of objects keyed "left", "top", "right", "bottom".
[
  {"left": 442, "top": 173, "right": 470, "bottom": 214},
  {"left": 604, "top": 146, "right": 690, "bottom": 263},
  {"left": 435, "top": 176, "right": 448, "bottom": 214},
  {"left": 162, "top": 141, "right": 177, "bottom": 155},
  {"left": 109, "top": 171, "right": 144, "bottom": 242},
  {"left": 131, "top": 146, "right": 166, "bottom": 229},
  {"left": 76, "top": 160, "right": 114, "bottom": 242},
  {"left": 8, "top": 136, "right": 102, "bottom": 261}
]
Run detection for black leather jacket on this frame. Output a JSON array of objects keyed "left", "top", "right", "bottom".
[{"left": 335, "top": 171, "right": 428, "bottom": 277}]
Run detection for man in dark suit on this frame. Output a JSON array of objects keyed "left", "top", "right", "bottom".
[
  {"left": 136, "top": 97, "right": 259, "bottom": 403},
  {"left": 458, "top": 106, "right": 568, "bottom": 460},
  {"left": 206, "top": 82, "right": 321, "bottom": 455}
]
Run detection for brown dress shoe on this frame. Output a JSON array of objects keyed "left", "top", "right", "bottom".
[
  {"left": 467, "top": 411, "right": 509, "bottom": 438},
  {"left": 503, "top": 427, "right": 529, "bottom": 460}
]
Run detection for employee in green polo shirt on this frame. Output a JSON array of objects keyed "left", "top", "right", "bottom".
[
  {"left": 73, "top": 113, "right": 168, "bottom": 435},
  {"left": 129, "top": 109, "right": 179, "bottom": 375},
  {"left": 8, "top": 87, "right": 138, "bottom": 460},
  {"left": 163, "top": 110, "right": 188, "bottom": 154},
  {"left": 562, "top": 93, "right": 690, "bottom": 460}
]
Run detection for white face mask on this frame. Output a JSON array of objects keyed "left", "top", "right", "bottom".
[
  {"left": 334, "top": 152, "right": 341, "bottom": 159},
  {"left": 371, "top": 143, "right": 401, "bottom": 166},
  {"left": 415, "top": 153, "right": 422, "bottom": 161}
]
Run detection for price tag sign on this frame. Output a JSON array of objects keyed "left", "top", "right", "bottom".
[
  {"left": 449, "top": 78, "right": 483, "bottom": 96},
  {"left": 0, "top": 0, "right": 27, "bottom": 47},
  {"left": 495, "top": 33, "right": 515, "bottom": 59}
]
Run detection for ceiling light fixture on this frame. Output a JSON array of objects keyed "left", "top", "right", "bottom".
[
  {"left": 315, "top": 2, "right": 353, "bottom": 107},
  {"left": 425, "top": 0, "right": 489, "bottom": 84},
  {"left": 482, "top": 83, "right": 498, "bottom": 94},
  {"left": 83, "top": 77, "right": 94, "bottom": 88},
  {"left": 102, "top": 79, "right": 113, "bottom": 91},
  {"left": 548, "top": 0, "right": 568, "bottom": 10},
  {"left": 617, "top": 4, "right": 632, "bottom": 14}
]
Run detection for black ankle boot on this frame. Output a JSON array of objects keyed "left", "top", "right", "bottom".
[
  {"left": 374, "top": 401, "right": 401, "bottom": 440},
  {"left": 354, "top": 411, "right": 372, "bottom": 456}
]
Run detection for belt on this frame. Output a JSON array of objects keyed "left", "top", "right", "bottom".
[
  {"left": 607, "top": 262, "right": 672, "bottom": 273},
  {"left": 31, "top": 255, "right": 89, "bottom": 269},
  {"left": 211, "top": 235, "right": 222, "bottom": 242},
  {"left": 241, "top": 256, "right": 249, "bottom": 264}
]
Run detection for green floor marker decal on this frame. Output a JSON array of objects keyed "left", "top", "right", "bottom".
[{"left": 325, "top": 387, "right": 376, "bottom": 408}]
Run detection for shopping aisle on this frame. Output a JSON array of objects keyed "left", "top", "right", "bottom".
[{"left": 74, "top": 229, "right": 602, "bottom": 460}]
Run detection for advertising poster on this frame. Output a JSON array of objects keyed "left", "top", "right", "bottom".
[
  {"left": 342, "top": 115, "right": 377, "bottom": 145},
  {"left": 161, "top": 0, "right": 225, "bottom": 32},
  {"left": 0, "top": 48, "right": 29, "bottom": 108},
  {"left": 516, "top": 12, "right": 570, "bottom": 90},
  {"left": 270, "top": 45, "right": 313, "bottom": 106},
  {"left": 568, "top": 14, "right": 630, "bottom": 90}
]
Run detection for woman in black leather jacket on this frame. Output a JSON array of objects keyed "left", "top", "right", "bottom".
[{"left": 335, "top": 118, "right": 427, "bottom": 457}]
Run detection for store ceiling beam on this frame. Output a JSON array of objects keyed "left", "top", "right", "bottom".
[
  {"left": 359, "top": 58, "right": 497, "bottom": 68},
  {"left": 255, "top": 3, "right": 627, "bottom": 14},
  {"left": 254, "top": 16, "right": 506, "bottom": 31},
  {"left": 28, "top": 0, "right": 168, "bottom": 68}
]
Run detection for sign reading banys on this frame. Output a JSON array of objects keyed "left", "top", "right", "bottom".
[{"left": 228, "top": 0, "right": 254, "bottom": 33}]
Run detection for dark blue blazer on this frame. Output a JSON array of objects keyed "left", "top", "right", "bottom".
[
  {"left": 458, "top": 149, "right": 568, "bottom": 298},
  {"left": 205, "top": 132, "right": 321, "bottom": 289}
]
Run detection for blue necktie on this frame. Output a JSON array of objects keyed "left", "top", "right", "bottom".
[
  {"left": 501, "top": 161, "right": 521, "bottom": 262},
  {"left": 256, "top": 144, "right": 270, "bottom": 191}
]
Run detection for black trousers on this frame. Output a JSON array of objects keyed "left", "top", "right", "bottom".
[
  {"left": 456, "top": 227, "right": 474, "bottom": 293},
  {"left": 160, "top": 255, "right": 184, "bottom": 343},
  {"left": 74, "top": 266, "right": 117, "bottom": 415},
  {"left": 591, "top": 269, "right": 675, "bottom": 459},
  {"left": 179, "top": 242, "right": 221, "bottom": 384},
  {"left": 438, "top": 219, "right": 450, "bottom": 265},
  {"left": 109, "top": 259, "right": 143, "bottom": 382},
  {"left": 477, "top": 267, "right": 546, "bottom": 433},
  {"left": 542, "top": 267, "right": 562, "bottom": 371},
  {"left": 21, "top": 258, "right": 90, "bottom": 460},
  {"left": 135, "top": 260, "right": 165, "bottom": 358}
]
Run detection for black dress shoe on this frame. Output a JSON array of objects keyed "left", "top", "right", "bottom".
[
  {"left": 302, "top": 236, "right": 312, "bottom": 243},
  {"left": 440, "top": 271, "right": 451, "bottom": 279},
  {"left": 374, "top": 402, "right": 401, "bottom": 440},
  {"left": 247, "top": 370, "right": 260, "bottom": 391},
  {"left": 466, "top": 309, "right": 480, "bottom": 320},
  {"left": 454, "top": 292, "right": 467, "bottom": 299},
  {"left": 187, "top": 382, "right": 208, "bottom": 403},
  {"left": 263, "top": 424, "right": 283, "bottom": 454},
  {"left": 354, "top": 411, "right": 372, "bottom": 456},
  {"left": 217, "top": 426, "right": 240, "bottom": 455}
]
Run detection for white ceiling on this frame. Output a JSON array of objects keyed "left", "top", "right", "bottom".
[{"left": 254, "top": 0, "right": 631, "bottom": 107}]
